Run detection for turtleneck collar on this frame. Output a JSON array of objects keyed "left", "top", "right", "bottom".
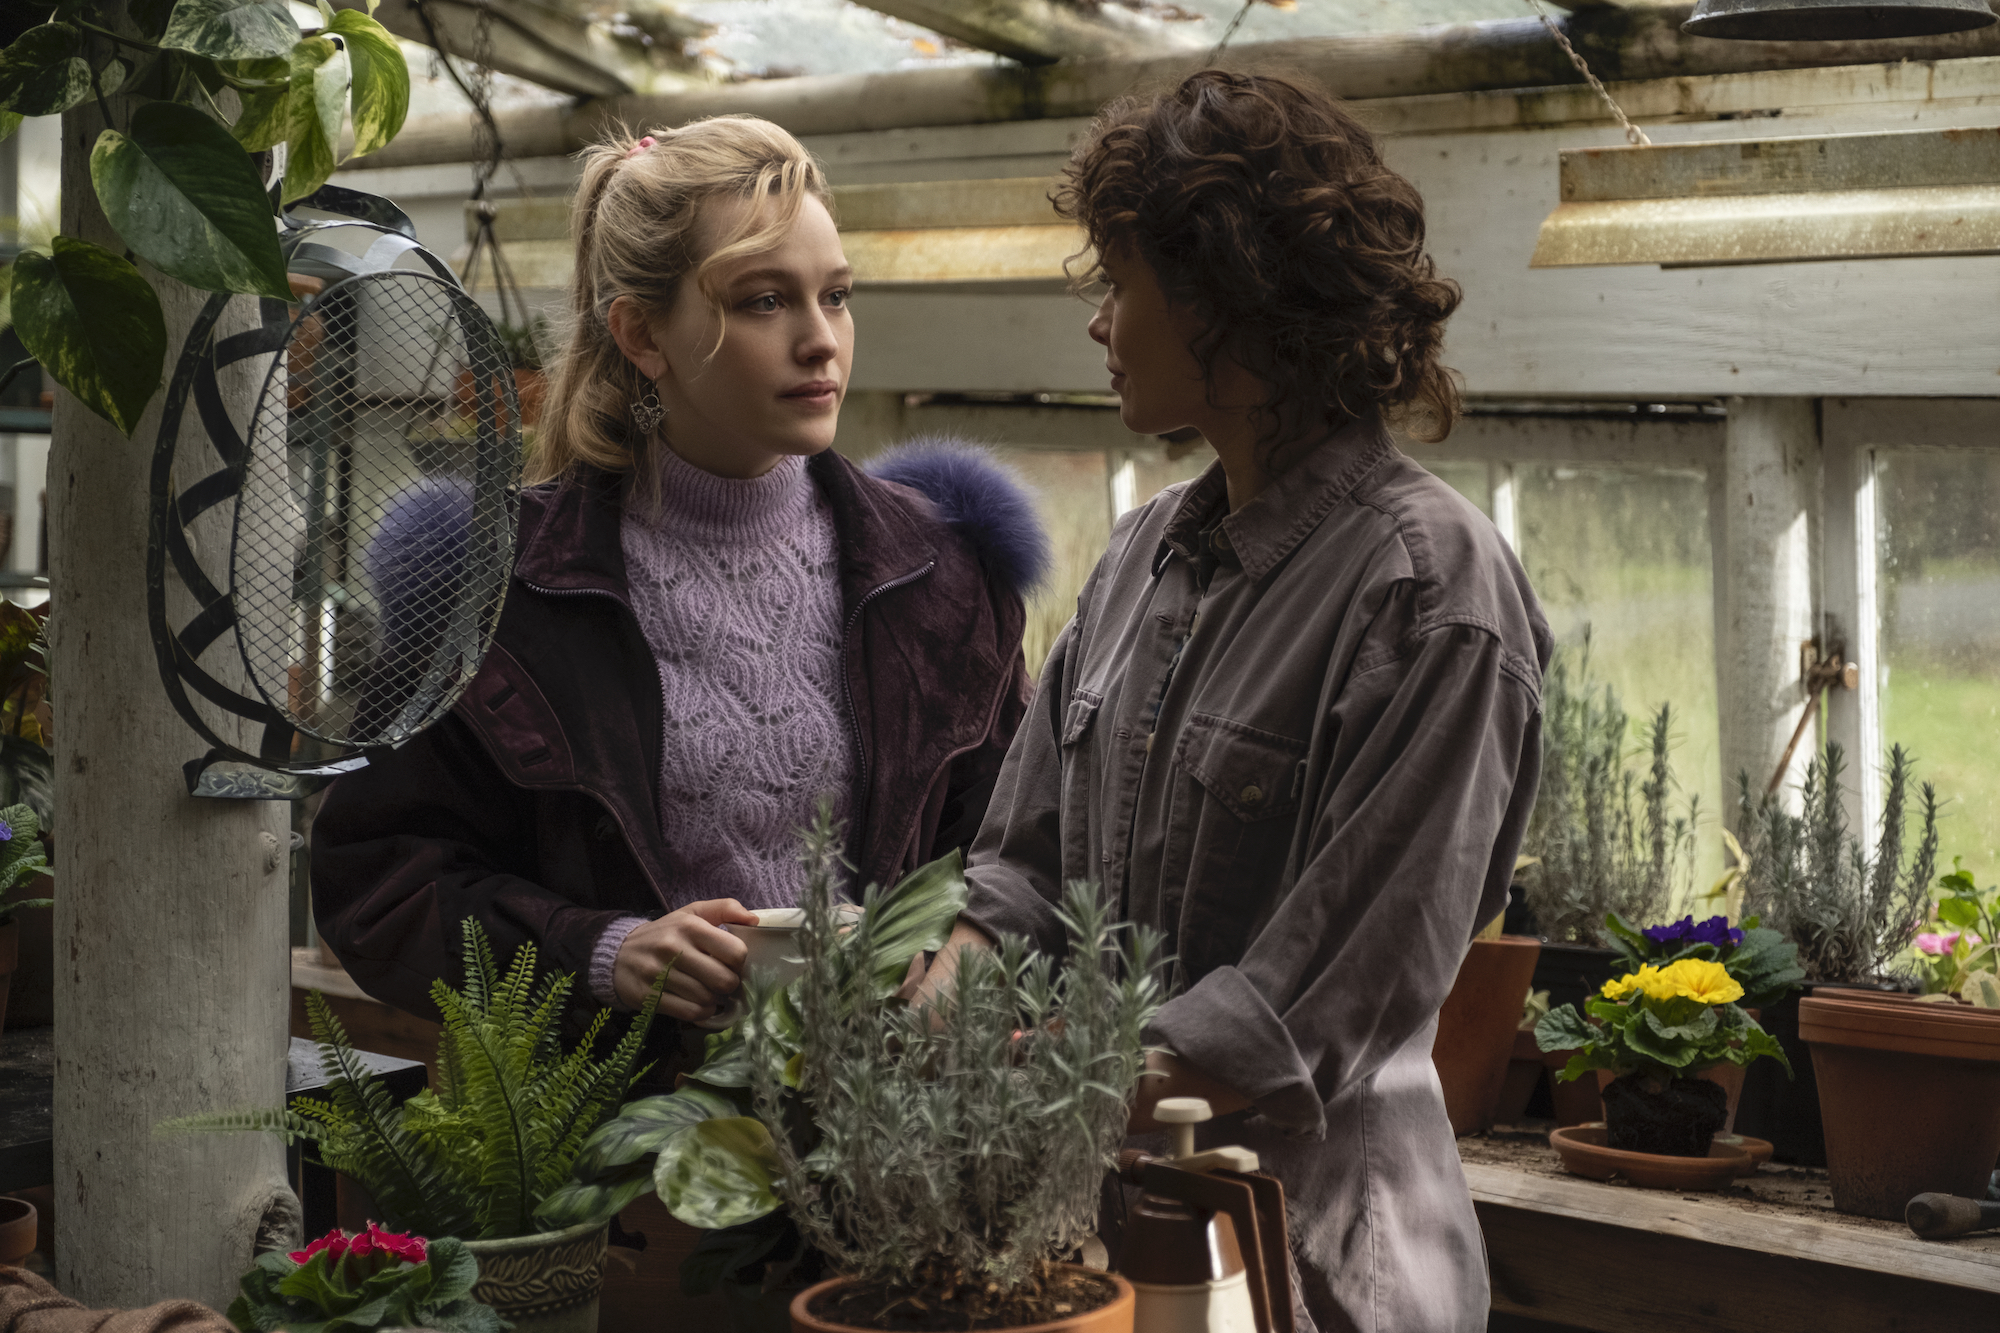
[{"left": 630, "top": 445, "right": 815, "bottom": 544}]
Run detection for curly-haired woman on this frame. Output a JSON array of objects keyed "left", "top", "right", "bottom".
[
  {"left": 925, "top": 72, "right": 1551, "bottom": 1329},
  {"left": 312, "top": 117, "right": 1044, "bottom": 1063}
]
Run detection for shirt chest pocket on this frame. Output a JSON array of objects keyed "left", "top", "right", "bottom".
[
  {"left": 1061, "top": 689, "right": 1104, "bottom": 746},
  {"left": 1171, "top": 712, "right": 1306, "bottom": 823}
]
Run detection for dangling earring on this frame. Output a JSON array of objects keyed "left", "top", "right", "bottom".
[{"left": 632, "top": 385, "right": 666, "bottom": 434}]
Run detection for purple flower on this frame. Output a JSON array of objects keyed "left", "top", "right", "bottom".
[
  {"left": 0, "top": 821, "right": 16, "bottom": 842},
  {"left": 1642, "top": 914, "right": 1743, "bottom": 949}
]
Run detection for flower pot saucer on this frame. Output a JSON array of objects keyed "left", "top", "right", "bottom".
[
  {"left": 1550, "top": 1124, "right": 1750, "bottom": 1191},
  {"left": 1713, "top": 1133, "right": 1774, "bottom": 1175}
]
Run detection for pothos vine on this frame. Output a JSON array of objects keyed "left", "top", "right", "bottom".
[{"left": 0, "top": 0, "right": 413, "bottom": 435}]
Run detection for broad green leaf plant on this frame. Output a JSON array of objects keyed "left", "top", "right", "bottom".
[
  {"left": 1917, "top": 860, "right": 2000, "bottom": 1007},
  {"left": 0, "top": 0, "right": 410, "bottom": 434},
  {"left": 1535, "top": 957, "right": 1790, "bottom": 1087},
  {"left": 536, "top": 808, "right": 970, "bottom": 1261},
  {"left": 161, "top": 919, "right": 668, "bottom": 1241}
]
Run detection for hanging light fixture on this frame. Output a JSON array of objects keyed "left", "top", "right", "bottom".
[
  {"left": 1531, "top": 125, "right": 2000, "bottom": 268},
  {"left": 1683, "top": 0, "right": 1994, "bottom": 42}
]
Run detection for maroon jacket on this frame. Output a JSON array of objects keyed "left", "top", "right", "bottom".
[{"left": 311, "top": 444, "right": 1040, "bottom": 1032}]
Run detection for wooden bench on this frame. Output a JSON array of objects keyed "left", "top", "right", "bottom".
[{"left": 1462, "top": 1129, "right": 2000, "bottom": 1330}]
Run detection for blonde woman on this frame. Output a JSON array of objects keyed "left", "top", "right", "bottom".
[{"left": 313, "top": 118, "right": 1045, "bottom": 1050}]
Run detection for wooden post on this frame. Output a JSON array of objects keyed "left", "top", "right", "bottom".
[
  {"left": 1818, "top": 408, "right": 1882, "bottom": 843},
  {"left": 1716, "top": 397, "right": 1820, "bottom": 814},
  {"left": 49, "top": 98, "right": 297, "bottom": 1309}
]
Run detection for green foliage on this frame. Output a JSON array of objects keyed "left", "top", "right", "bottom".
[
  {"left": 1521, "top": 638, "right": 1698, "bottom": 945},
  {"left": 1603, "top": 911, "right": 1805, "bottom": 1010},
  {"left": 0, "top": 803, "right": 51, "bottom": 924},
  {"left": 159, "top": 0, "right": 300, "bottom": 61},
  {"left": 537, "top": 819, "right": 970, "bottom": 1244},
  {"left": 0, "top": 0, "right": 410, "bottom": 431},
  {"left": 1736, "top": 741, "right": 1939, "bottom": 985},
  {"left": 91, "top": 101, "right": 291, "bottom": 299},
  {"left": 1916, "top": 859, "right": 2000, "bottom": 1000},
  {"left": 8, "top": 237, "right": 166, "bottom": 436},
  {"left": 225, "top": 1230, "right": 502, "bottom": 1333},
  {"left": 161, "top": 919, "right": 667, "bottom": 1240},
  {"left": 1533, "top": 959, "right": 1790, "bottom": 1087},
  {"left": 748, "top": 812, "right": 1166, "bottom": 1306}
]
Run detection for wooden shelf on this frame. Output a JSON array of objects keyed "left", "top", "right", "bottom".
[{"left": 1463, "top": 1130, "right": 2000, "bottom": 1330}]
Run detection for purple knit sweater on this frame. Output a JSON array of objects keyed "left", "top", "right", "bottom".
[{"left": 589, "top": 447, "right": 850, "bottom": 1006}]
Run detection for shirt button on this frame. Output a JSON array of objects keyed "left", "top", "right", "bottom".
[
  {"left": 1240, "top": 784, "right": 1264, "bottom": 805},
  {"left": 1213, "top": 528, "right": 1233, "bottom": 553},
  {"left": 1101, "top": 852, "right": 1112, "bottom": 864}
]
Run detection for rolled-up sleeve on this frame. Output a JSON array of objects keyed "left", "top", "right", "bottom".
[
  {"left": 960, "top": 619, "right": 1075, "bottom": 957},
  {"left": 1148, "top": 599, "right": 1543, "bottom": 1139}
]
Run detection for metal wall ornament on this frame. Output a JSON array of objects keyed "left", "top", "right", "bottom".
[
  {"left": 1683, "top": 0, "right": 1995, "bottom": 42},
  {"left": 148, "top": 185, "right": 521, "bottom": 799}
]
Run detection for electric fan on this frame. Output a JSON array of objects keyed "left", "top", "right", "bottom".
[{"left": 148, "top": 185, "right": 521, "bottom": 799}]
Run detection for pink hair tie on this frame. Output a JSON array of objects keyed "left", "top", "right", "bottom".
[{"left": 625, "top": 135, "right": 655, "bottom": 159}]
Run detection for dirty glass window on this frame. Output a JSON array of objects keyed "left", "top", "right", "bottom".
[
  {"left": 1516, "top": 464, "right": 1723, "bottom": 890},
  {"left": 1876, "top": 449, "right": 2000, "bottom": 884}
]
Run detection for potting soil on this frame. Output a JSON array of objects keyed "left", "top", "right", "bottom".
[
  {"left": 809, "top": 1264, "right": 1118, "bottom": 1331},
  {"left": 1603, "top": 1074, "right": 1728, "bottom": 1157}
]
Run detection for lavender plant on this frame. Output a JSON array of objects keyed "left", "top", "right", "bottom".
[
  {"left": 1521, "top": 639, "right": 1698, "bottom": 946},
  {"left": 745, "top": 816, "right": 1164, "bottom": 1323},
  {"left": 1736, "top": 741, "right": 1939, "bottom": 985}
]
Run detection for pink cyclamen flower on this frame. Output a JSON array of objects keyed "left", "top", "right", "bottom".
[{"left": 1916, "top": 930, "right": 1980, "bottom": 955}]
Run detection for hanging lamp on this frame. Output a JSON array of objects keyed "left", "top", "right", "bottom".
[
  {"left": 1530, "top": 125, "right": 2000, "bottom": 268},
  {"left": 1683, "top": 0, "right": 1994, "bottom": 42}
]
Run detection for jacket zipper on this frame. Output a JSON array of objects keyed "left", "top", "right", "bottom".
[
  {"left": 519, "top": 578, "right": 673, "bottom": 912},
  {"left": 841, "top": 561, "right": 937, "bottom": 834}
]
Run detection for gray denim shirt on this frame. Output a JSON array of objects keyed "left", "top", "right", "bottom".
[{"left": 963, "top": 415, "right": 1551, "bottom": 1333}]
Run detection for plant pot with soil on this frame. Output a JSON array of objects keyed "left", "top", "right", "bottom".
[
  {"left": 1537, "top": 957, "right": 1789, "bottom": 1174},
  {"left": 1431, "top": 934, "right": 1542, "bottom": 1134},
  {"left": 1799, "top": 992, "right": 2000, "bottom": 1220},
  {"left": 625, "top": 813, "right": 1160, "bottom": 1333}
]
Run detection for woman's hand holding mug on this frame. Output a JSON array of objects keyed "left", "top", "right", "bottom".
[{"left": 612, "top": 898, "right": 759, "bottom": 1021}]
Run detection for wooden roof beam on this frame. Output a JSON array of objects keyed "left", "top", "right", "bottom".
[
  {"left": 856, "top": 0, "right": 1202, "bottom": 63},
  {"left": 329, "top": 0, "right": 673, "bottom": 99}
]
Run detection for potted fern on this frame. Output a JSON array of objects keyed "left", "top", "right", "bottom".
[
  {"left": 164, "top": 920, "right": 668, "bottom": 1333},
  {"left": 754, "top": 820, "right": 1159, "bottom": 1333}
]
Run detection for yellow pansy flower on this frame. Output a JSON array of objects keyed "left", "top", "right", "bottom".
[{"left": 1656, "top": 957, "right": 1744, "bottom": 1006}]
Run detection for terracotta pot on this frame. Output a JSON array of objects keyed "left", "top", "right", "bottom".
[
  {"left": 0, "top": 918, "right": 16, "bottom": 1035},
  {"left": 1492, "top": 1028, "right": 1545, "bottom": 1126},
  {"left": 463, "top": 1219, "right": 609, "bottom": 1333},
  {"left": 0, "top": 1196, "right": 34, "bottom": 1267},
  {"left": 1549, "top": 1125, "right": 1749, "bottom": 1191},
  {"left": 515, "top": 368, "right": 546, "bottom": 427},
  {"left": 790, "top": 1268, "right": 1133, "bottom": 1333},
  {"left": 1799, "top": 994, "right": 2000, "bottom": 1221},
  {"left": 1542, "top": 1048, "right": 1604, "bottom": 1126},
  {"left": 1431, "top": 935, "right": 1542, "bottom": 1134}
]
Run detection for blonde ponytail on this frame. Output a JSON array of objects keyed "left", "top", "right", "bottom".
[{"left": 529, "top": 116, "right": 833, "bottom": 489}]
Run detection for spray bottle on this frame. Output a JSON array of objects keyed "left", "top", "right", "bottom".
[{"left": 1115, "top": 1097, "right": 1294, "bottom": 1333}]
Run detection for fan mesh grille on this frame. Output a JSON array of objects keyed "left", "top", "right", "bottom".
[{"left": 232, "top": 269, "right": 519, "bottom": 748}]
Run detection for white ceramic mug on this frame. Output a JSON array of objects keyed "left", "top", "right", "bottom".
[{"left": 693, "top": 904, "right": 863, "bottom": 1031}]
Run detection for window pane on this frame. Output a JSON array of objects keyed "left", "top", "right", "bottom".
[
  {"left": 1423, "top": 460, "right": 1493, "bottom": 517},
  {"left": 991, "top": 449, "right": 1111, "bottom": 675},
  {"left": 1876, "top": 450, "right": 2000, "bottom": 884},
  {"left": 1517, "top": 464, "right": 1722, "bottom": 891}
]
